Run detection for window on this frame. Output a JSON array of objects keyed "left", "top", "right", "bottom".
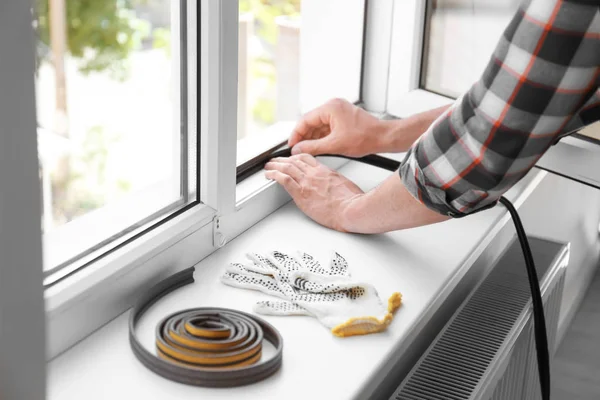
[
  {"left": 2, "top": 0, "right": 373, "bottom": 359},
  {"left": 385, "top": 0, "right": 520, "bottom": 118},
  {"left": 235, "top": 0, "right": 366, "bottom": 169},
  {"left": 421, "top": 0, "right": 521, "bottom": 98},
  {"left": 35, "top": 0, "right": 198, "bottom": 285}
]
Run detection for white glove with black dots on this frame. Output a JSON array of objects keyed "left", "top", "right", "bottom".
[{"left": 221, "top": 251, "right": 402, "bottom": 337}]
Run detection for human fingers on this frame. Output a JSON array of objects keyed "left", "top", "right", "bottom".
[
  {"left": 291, "top": 153, "right": 319, "bottom": 167},
  {"left": 270, "top": 154, "right": 319, "bottom": 170},
  {"left": 291, "top": 134, "right": 338, "bottom": 156},
  {"left": 264, "top": 161, "right": 305, "bottom": 182},
  {"left": 288, "top": 103, "right": 336, "bottom": 147},
  {"left": 264, "top": 170, "right": 302, "bottom": 198}
]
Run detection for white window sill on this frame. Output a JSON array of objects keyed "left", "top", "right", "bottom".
[{"left": 47, "top": 160, "right": 545, "bottom": 400}]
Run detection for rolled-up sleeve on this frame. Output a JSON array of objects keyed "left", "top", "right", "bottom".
[{"left": 400, "top": 0, "right": 600, "bottom": 218}]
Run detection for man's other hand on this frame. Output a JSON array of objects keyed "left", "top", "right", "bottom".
[
  {"left": 289, "top": 98, "right": 389, "bottom": 158},
  {"left": 264, "top": 154, "right": 363, "bottom": 232}
]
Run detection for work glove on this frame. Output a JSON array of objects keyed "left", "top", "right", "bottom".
[{"left": 221, "top": 251, "right": 402, "bottom": 337}]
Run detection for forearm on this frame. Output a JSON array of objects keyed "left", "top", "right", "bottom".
[
  {"left": 340, "top": 173, "right": 449, "bottom": 234},
  {"left": 376, "top": 105, "right": 450, "bottom": 154}
]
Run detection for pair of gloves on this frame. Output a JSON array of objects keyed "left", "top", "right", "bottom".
[{"left": 221, "top": 250, "right": 402, "bottom": 337}]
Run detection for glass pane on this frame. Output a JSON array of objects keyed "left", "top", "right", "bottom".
[
  {"left": 237, "top": 1, "right": 302, "bottom": 158},
  {"left": 34, "top": 0, "right": 194, "bottom": 278},
  {"left": 236, "top": 0, "right": 365, "bottom": 167},
  {"left": 421, "top": 0, "right": 520, "bottom": 98}
]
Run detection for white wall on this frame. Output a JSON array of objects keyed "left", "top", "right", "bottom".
[{"left": 519, "top": 166, "right": 600, "bottom": 348}]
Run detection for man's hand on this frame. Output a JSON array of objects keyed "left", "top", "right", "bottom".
[
  {"left": 289, "top": 98, "right": 391, "bottom": 157},
  {"left": 289, "top": 99, "right": 451, "bottom": 157},
  {"left": 265, "top": 154, "right": 449, "bottom": 234},
  {"left": 264, "top": 154, "right": 364, "bottom": 232}
]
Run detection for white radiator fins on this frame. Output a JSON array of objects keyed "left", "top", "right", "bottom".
[{"left": 391, "top": 238, "right": 568, "bottom": 400}]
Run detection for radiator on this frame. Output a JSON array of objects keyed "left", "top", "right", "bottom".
[{"left": 390, "top": 237, "right": 569, "bottom": 400}]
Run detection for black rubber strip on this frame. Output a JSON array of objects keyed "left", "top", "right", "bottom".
[
  {"left": 129, "top": 267, "right": 283, "bottom": 387},
  {"left": 237, "top": 141, "right": 288, "bottom": 184},
  {"left": 237, "top": 146, "right": 402, "bottom": 184}
]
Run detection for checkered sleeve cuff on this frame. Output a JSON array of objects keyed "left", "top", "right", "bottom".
[
  {"left": 399, "top": 142, "right": 498, "bottom": 219},
  {"left": 399, "top": 146, "right": 461, "bottom": 218}
]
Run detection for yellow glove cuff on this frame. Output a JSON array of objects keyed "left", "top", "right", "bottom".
[{"left": 331, "top": 292, "right": 402, "bottom": 338}]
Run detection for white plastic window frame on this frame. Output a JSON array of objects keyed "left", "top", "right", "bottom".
[
  {"left": 44, "top": 0, "right": 214, "bottom": 359},
  {"left": 40, "top": 0, "right": 191, "bottom": 280},
  {"left": 235, "top": 0, "right": 367, "bottom": 188},
  {"left": 384, "top": 0, "right": 455, "bottom": 118},
  {"left": 44, "top": 0, "right": 371, "bottom": 359}
]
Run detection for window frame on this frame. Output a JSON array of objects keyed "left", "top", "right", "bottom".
[
  {"left": 36, "top": 0, "right": 545, "bottom": 362},
  {"left": 385, "top": 0, "right": 524, "bottom": 117},
  {"left": 42, "top": 178, "right": 188, "bottom": 285},
  {"left": 45, "top": 0, "right": 218, "bottom": 358},
  {"left": 360, "top": 0, "right": 395, "bottom": 114},
  {"left": 385, "top": 0, "right": 455, "bottom": 118},
  {"left": 40, "top": 0, "right": 199, "bottom": 283},
  {"left": 42, "top": 0, "right": 389, "bottom": 359},
  {"left": 235, "top": 0, "right": 370, "bottom": 184},
  {"left": 418, "top": 0, "right": 521, "bottom": 100}
]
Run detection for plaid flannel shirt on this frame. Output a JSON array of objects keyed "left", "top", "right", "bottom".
[{"left": 400, "top": 0, "right": 600, "bottom": 218}]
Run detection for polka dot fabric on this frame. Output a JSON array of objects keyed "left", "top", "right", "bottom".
[
  {"left": 254, "top": 300, "right": 310, "bottom": 316},
  {"left": 221, "top": 251, "right": 403, "bottom": 337},
  {"left": 221, "top": 263, "right": 286, "bottom": 299}
]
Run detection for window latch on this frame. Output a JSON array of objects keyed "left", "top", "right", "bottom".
[{"left": 213, "top": 215, "right": 227, "bottom": 248}]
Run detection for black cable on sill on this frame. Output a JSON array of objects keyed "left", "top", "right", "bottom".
[{"left": 257, "top": 149, "right": 551, "bottom": 400}]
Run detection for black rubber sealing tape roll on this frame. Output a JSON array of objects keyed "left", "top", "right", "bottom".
[{"left": 129, "top": 267, "right": 284, "bottom": 387}]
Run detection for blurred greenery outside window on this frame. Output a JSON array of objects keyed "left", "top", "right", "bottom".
[
  {"left": 35, "top": 0, "right": 172, "bottom": 230},
  {"left": 35, "top": 0, "right": 300, "bottom": 230},
  {"left": 239, "top": 0, "right": 301, "bottom": 132}
]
